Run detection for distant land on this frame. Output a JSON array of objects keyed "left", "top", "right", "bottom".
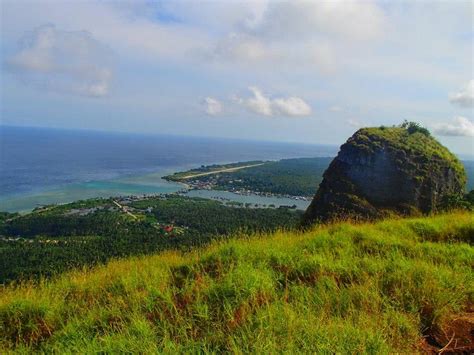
[{"left": 166, "top": 157, "right": 474, "bottom": 196}]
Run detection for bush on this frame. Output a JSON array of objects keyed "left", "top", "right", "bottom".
[
  {"left": 400, "top": 120, "right": 431, "bottom": 136},
  {"left": 440, "top": 192, "right": 473, "bottom": 211}
]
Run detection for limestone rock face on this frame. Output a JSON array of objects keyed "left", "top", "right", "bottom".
[{"left": 303, "top": 127, "right": 466, "bottom": 224}]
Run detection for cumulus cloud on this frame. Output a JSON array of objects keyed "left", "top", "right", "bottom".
[
  {"left": 449, "top": 80, "right": 474, "bottom": 107},
  {"left": 7, "top": 24, "right": 114, "bottom": 97},
  {"left": 273, "top": 97, "right": 312, "bottom": 116},
  {"left": 256, "top": 0, "right": 385, "bottom": 41},
  {"left": 433, "top": 117, "right": 474, "bottom": 137},
  {"left": 208, "top": 0, "right": 385, "bottom": 70},
  {"left": 236, "top": 87, "right": 311, "bottom": 117},
  {"left": 242, "top": 87, "right": 273, "bottom": 116},
  {"left": 203, "top": 97, "right": 223, "bottom": 116}
]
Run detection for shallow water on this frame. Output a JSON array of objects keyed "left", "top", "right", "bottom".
[
  {"left": 186, "top": 189, "right": 311, "bottom": 210},
  {"left": 1, "top": 126, "right": 336, "bottom": 212},
  {"left": 0, "top": 173, "right": 184, "bottom": 213}
]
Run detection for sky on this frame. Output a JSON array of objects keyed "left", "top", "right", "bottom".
[{"left": 1, "top": 0, "right": 473, "bottom": 155}]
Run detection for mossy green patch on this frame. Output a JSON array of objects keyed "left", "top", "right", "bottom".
[{"left": 350, "top": 127, "right": 466, "bottom": 184}]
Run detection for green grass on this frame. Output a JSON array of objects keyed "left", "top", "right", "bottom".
[{"left": 1, "top": 212, "right": 473, "bottom": 353}]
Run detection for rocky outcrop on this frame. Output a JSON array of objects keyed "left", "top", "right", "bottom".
[{"left": 303, "top": 126, "right": 466, "bottom": 224}]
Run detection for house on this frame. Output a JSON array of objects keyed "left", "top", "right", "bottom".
[{"left": 164, "top": 225, "right": 174, "bottom": 233}]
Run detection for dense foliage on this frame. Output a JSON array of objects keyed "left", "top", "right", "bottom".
[
  {"left": 1, "top": 212, "right": 472, "bottom": 353},
  {"left": 0, "top": 196, "right": 301, "bottom": 283},
  {"left": 399, "top": 120, "right": 431, "bottom": 136},
  {"left": 440, "top": 189, "right": 474, "bottom": 211},
  {"left": 130, "top": 196, "right": 299, "bottom": 235}
]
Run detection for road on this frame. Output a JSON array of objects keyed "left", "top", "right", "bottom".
[
  {"left": 112, "top": 200, "right": 138, "bottom": 220},
  {"left": 177, "top": 163, "right": 266, "bottom": 180}
]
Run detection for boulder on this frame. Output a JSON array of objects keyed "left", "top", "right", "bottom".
[{"left": 303, "top": 126, "right": 466, "bottom": 224}]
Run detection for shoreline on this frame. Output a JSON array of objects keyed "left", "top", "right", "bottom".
[{"left": 0, "top": 167, "right": 312, "bottom": 213}]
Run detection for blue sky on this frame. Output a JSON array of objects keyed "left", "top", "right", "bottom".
[{"left": 1, "top": 0, "right": 473, "bottom": 155}]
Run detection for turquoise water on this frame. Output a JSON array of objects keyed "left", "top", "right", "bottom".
[
  {"left": 1, "top": 126, "right": 337, "bottom": 212},
  {"left": 1, "top": 171, "right": 312, "bottom": 213},
  {"left": 186, "top": 190, "right": 311, "bottom": 210},
  {"left": 0, "top": 172, "right": 184, "bottom": 213},
  {"left": 1, "top": 170, "right": 312, "bottom": 213}
]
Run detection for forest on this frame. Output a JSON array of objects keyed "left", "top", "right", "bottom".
[{"left": 0, "top": 196, "right": 301, "bottom": 283}]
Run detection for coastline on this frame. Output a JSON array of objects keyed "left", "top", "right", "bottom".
[{"left": 0, "top": 165, "right": 312, "bottom": 213}]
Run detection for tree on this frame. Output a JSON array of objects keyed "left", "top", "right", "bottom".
[{"left": 400, "top": 120, "right": 431, "bottom": 136}]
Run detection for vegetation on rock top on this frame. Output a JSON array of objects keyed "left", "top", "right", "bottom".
[{"left": 349, "top": 124, "right": 466, "bottom": 183}]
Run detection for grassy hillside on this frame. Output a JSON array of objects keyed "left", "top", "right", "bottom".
[{"left": 1, "top": 212, "right": 473, "bottom": 353}]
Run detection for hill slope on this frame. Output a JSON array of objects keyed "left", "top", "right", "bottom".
[{"left": 1, "top": 212, "right": 473, "bottom": 353}]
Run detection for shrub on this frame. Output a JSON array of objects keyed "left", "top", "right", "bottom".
[{"left": 400, "top": 120, "right": 431, "bottom": 136}]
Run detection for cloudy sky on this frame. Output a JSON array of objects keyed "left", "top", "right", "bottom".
[{"left": 1, "top": 0, "right": 473, "bottom": 155}]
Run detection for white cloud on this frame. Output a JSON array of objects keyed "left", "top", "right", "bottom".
[
  {"left": 203, "top": 97, "right": 223, "bottom": 116},
  {"left": 273, "top": 97, "right": 312, "bottom": 116},
  {"left": 449, "top": 80, "right": 474, "bottom": 107},
  {"left": 7, "top": 24, "right": 114, "bottom": 97},
  {"left": 206, "top": 0, "right": 385, "bottom": 72},
  {"left": 213, "top": 34, "right": 266, "bottom": 62},
  {"left": 1, "top": 1, "right": 473, "bottom": 156},
  {"left": 433, "top": 117, "right": 474, "bottom": 137},
  {"left": 257, "top": 0, "right": 385, "bottom": 41},
  {"left": 329, "top": 106, "right": 344, "bottom": 112},
  {"left": 237, "top": 86, "right": 311, "bottom": 117},
  {"left": 244, "top": 87, "right": 273, "bottom": 116},
  {"left": 2, "top": 2, "right": 212, "bottom": 65}
]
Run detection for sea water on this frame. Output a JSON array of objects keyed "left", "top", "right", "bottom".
[{"left": 0, "top": 126, "right": 337, "bottom": 212}]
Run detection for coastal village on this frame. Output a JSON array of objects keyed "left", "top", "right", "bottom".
[{"left": 181, "top": 175, "right": 311, "bottom": 203}]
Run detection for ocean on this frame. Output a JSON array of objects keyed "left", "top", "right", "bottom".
[{"left": 0, "top": 126, "right": 338, "bottom": 212}]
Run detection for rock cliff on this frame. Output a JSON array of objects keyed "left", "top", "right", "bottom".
[{"left": 303, "top": 126, "right": 466, "bottom": 224}]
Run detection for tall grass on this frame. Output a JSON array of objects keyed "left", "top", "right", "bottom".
[{"left": 1, "top": 212, "right": 473, "bottom": 353}]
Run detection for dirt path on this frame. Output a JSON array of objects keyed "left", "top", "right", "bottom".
[
  {"left": 178, "top": 163, "right": 266, "bottom": 180},
  {"left": 112, "top": 200, "right": 138, "bottom": 220}
]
